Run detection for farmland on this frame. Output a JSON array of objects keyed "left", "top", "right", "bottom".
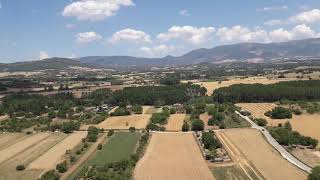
[
  {"left": 196, "top": 77, "right": 281, "bottom": 95},
  {"left": 96, "top": 114, "right": 151, "bottom": 130},
  {"left": 217, "top": 129, "right": 307, "bottom": 180},
  {"left": 0, "top": 132, "right": 68, "bottom": 180},
  {"left": 134, "top": 133, "right": 214, "bottom": 180},
  {"left": 68, "top": 132, "right": 140, "bottom": 179},
  {"left": 236, "top": 103, "right": 320, "bottom": 142},
  {"left": 165, "top": 114, "right": 187, "bottom": 131},
  {"left": 28, "top": 131, "right": 87, "bottom": 171}
]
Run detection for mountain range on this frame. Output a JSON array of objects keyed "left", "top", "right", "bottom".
[{"left": 2, "top": 38, "right": 320, "bottom": 71}]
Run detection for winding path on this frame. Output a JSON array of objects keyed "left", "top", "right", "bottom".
[{"left": 235, "top": 111, "right": 312, "bottom": 173}]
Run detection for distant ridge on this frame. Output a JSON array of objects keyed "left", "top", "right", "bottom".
[{"left": 2, "top": 38, "right": 320, "bottom": 71}]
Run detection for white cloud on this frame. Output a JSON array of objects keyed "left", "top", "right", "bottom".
[
  {"left": 157, "top": 26, "right": 215, "bottom": 44},
  {"left": 65, "top": 24, "right": 76, "bottom": 29},
  {"left": 39, "top": 51, "right": 49, "bottom": 60},
  {"left": 179, "top": 9, "right": 190, "bottom": 17},
  {"left": 289, "top": 9, "right": 320, "bottom": 24},
  {"left": 257, "top": 5, "right": 288, "bottom": 12},
  {"left": 263, "top": 19, "right": 283, "bottom": 26},
  {"left": 75, "top": 31, "right": 102, "bottom": 44},
  {"left": 216, "top": 26, "right": 269, "bottom": 43},
  {"left": 109, "top": 29, "right": 151, "bottom": 44},
  {"left": 62, "top": 0, "right": 135, "bottom": 21},
  {"left": 269, "top": 24, "right": 320, "bottom": 42},
  {"left": 140, "top": 44, "right": 175, "bottom": 57},
  {"left": 0, "top": 1, "right": 2, "bottom": 9}
]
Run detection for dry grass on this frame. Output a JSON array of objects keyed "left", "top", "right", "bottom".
[
  {"left": 237, "top": 103, "right": 320, "bottom": 142},
  {"left": 219, "top": 129, "right": 307, "bottom": 180},
  {"left": 143, "top": 106, "right": 162, "bottom": 114},
  {"left": 134, "top": 133, "right": 215, "bottom": 180},
  {"left": 197, "top": 77, "right": 282, "bottom": 95},
  {"left": 97, "top": 114, "right": 151, "bottom": 130},
  {"left": 291, "top": 148, "right": 320, "bottom": 168},
  {"left": 165, "top": 114, "right": 187, "bottom": 131},
  {"left": 28, "top": 131, "right": 87, "bottom": 171},
  {"left": 0, "top": 133, "right": 51, "bottom": 164},
  {"left": 0, "top": 133, "right": 67, "bottom": 180}
]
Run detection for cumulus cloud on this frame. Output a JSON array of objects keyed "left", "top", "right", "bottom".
[
  {"left": 62, "top": 0, "right": 135, "bottom": 21},
  {"left": 269, "top": 24, "right": 320, "bottom": 42},
  {"left": 109, "top": 29, "right": 151, "bottom": 44},
  {"left": 75, "top": 31, "right": 102, "bottom": 44},
  {"left": 289, "top": 9, "right": 320, "bottom": 24},
  {"left": 39, "top": 51, "right": 49, "bottom": 60},
  {"left": 157, "top": 26, "right": 215, "bottom": 44},
  {"left": 140, "top": 44, "right": 175, "bottom": 57},
  {"left": 215, "top": 24, "right": 319, "bottom": 44},
  {"left": 179, "top": 9, "right": 190, "bottom": 17},
  {"left": 257, "top": 5, "right": 288, "bottom": 12},
  {"left": 216, "top": 26, "right": 269, "bottom": 43}
]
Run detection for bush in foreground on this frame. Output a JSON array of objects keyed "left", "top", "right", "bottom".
[
  {"left": 40, "top": 170, "right": 59, "bottom": 180},
  {"left": 309, "top": 166, "right": 320, "bottom": 180},
  {"left": 16, "top": 165, "right": 25, "bottom": 171},
  {"left": 265, "top": 107, "right": 292, "bottom": 119}
]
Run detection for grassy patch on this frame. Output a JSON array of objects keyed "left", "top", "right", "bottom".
[
  {"left": 211, "top": 165, "right": 252, "bottom": 180},
  {"left": 68, "top": 132, "right": 140, "bottom": 180},
  {"left": 87, "top": 132, "right": 140, "bottom": 166}
]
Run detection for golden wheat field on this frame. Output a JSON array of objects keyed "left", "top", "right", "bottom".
[
  {"left": 97, "top": 114, "right": 151, "bottom": 130},
  {"left": 0, "top": 132, "right": 68, "bottom": 180},
  {"left": 236, "top": 103, "right": 320, "bottom": 142},
  {"left": 196, "top": 77, "right": 282, "bottom": 95},
  {"left": 218, "top": 129, "right": 307, "bottom": 180},
  {"left": 28, "top": 131, "right": 87, "bottom": 171},
  {"left": 165, "top": 114, "right": 187, "bottom": 131},
  {"left": 134, "top": 133, "right": 215, "bottom": 180}
]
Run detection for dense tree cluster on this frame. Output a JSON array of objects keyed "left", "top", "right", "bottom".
[
  {"left": 269, "top": 123, "right": 318, "bottom": 148},
  {"left": 110, "top": 107, "right": 131, "bottom": 116},
  {"left": 112, "top": 84, "right": 206, "bottom": 105},
  {"left": 213, "top": 80, "right": 320, "bottom": 103},
  {"left": 87, "top": 126, "right": 100, "bottom": 142},
  {"left": 309, "top": 166, "right": 320, "bottom": 180},
  {"left": 265, "top": 107, "right": 292, "bottom": 119},
  {"left": 132, "top": 105, "right": 143, "bottom": 114},
  {"left": 202, "top": 132, "right": 221, "bottom": 150},
  {"left": 159, "top": 76, "right": 180, "bottom": 85}
]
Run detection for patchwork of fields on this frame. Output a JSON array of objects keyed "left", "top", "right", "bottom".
[
  {"left": 237, "top": 103, "right": 320, "bottom": 142},
  {"left": 0, "top": 132, "right": 76, "bottom": 180},
  {"left": 217, "top": 129, "right": 307, "bottom": 180}
]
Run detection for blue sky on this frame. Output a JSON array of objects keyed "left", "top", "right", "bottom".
[{"left": 1, "top": 0, "right": 320, "bottom": 62}]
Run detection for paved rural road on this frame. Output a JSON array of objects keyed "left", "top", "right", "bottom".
[{"left": 235, "top": 111, "right": 312, "bottom": 173}]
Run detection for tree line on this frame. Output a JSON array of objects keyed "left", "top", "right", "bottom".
[{"left": 213, "top": 80, "right": 320, "bottom": 103}]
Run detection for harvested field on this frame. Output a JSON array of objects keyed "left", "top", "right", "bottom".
[
  {"left": 218, "top": 129, "right": 307, "bottom": 180},
  {"left": 28, "top": 131, "right": 87, "bottom": 171},
  {"left": 0, "top": 133, "right": 28, "bottom": 151},
  {"left": 134, "top": 133, "right": 215, "bottom": 180},
  {"left": 291, "top": 148, "right": 320, "bottom": 168},
  {"left": 165, "top": 114, "right": 187, "bottom": 131},
  {"left": 237, "top": 103, "right": 320, "bottom": 142},
  {"left": 0, "top": 133, "right": 67, "bottom": 180},
  {"left": 0, "top": 133, "right": 51, "bottom": 164},
  {"left": 197, "top": 77, "right": 282, "bottom": 95},
  {"left": 97, "top": 114, "right": 151, "bottom": 130},
  {"left": 200, "top": 113, "right": 217, "bottom": 130}
]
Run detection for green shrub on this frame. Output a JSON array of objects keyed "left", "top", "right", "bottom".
[
  {"left": 16, "top": 165, "right": 25, "bottom": 171},
  {"left": 107, "top": 130, "right": 114, "bottom": 137},
  {"left": 309, "top": 166, "right": 320, "bottom": 180},
  {"left": 265, "top": 107, "right": 292, "bottom": 119},
  {"left": 132, "top": 105, "right": 143, "bottom": 114},
  {"left": 97, "top": 143, "right": 102, "bottom": 150},
  {"left": 56, "top": 161, "right": 68, "bottom": 173},
  {"left": 182, "top": 121, "right": 190, "bottom": 132},
  {"left": 129, "top": 126, "right": 136, "bottom": 132},
  {"left": 39, "top": 170, "right": 59, "bottom": 180},
  {"left": 255, "top": 118, "right": 267, "bottom": 126},
  {"left": 191, "top": 119, "right": 204, "bottom": 131}
]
